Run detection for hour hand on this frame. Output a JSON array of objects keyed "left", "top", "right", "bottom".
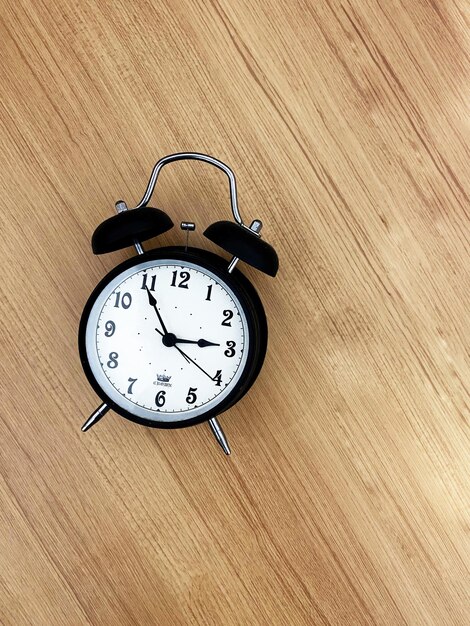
[
  {"left": 146, "top": 287, "right": 168, "bottom": 335},
  {"left": 146, "top": 287, "right": 157, "bottom": 307}
]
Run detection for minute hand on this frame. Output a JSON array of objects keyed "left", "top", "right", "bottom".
[
  {"left": 174, "top": 338, "right": 220, "bottom": 348},
  {"left": 153, "top": 328, "right": 219, "bottom": 348},
  {"left": 173, "top": 345, "right": 219, "bottom": 382}
]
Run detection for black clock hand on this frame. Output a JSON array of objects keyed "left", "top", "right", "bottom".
[
  {"left": 154, "top": 329, "right": 219, "bottom": 347},
  {"left": 194, "top": 338, "right": 221, "bottom": 348},
  {"left": 145, "top": 287, "right": 169, "bottom": 335},
  {"left": 173, "top": 344, "right": 219, "bottom": 382}
]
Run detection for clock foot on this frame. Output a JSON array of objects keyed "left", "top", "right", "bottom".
[
  {"left": 81, "top": 403, "right": 110, "bottom": 432},
  {"left": 208, "top": 417, "right": 231, "bottom": 455}
]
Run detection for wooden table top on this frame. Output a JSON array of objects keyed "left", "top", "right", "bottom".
[{"left": 1, "top": 1, "right": 469, "bottom": 624}]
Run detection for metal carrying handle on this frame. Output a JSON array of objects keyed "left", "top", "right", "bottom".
[{"left": 134, "top": 152, "right": 244, "bottom": 226}]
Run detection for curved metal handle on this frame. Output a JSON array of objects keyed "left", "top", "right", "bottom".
[{"left": 134, "top": 152, "right": 243, "bottom": 225}]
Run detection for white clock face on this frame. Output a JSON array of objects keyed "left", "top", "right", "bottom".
[{"left": 84, "top": 259, "right": 250, "bottom": 423}]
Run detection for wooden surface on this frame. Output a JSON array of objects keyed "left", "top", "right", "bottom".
[{"left": 1, "top": 1, "right": 469, "bottom": 624}]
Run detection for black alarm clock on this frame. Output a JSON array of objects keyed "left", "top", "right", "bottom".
[{"left": 78, "top": 153, "right": 278, "bottom": 454}]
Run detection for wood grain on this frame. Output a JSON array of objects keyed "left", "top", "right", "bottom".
[{"left": 1, "top": 1, "right": 469, "bottom": 624}]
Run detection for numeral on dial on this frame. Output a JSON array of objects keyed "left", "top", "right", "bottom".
[
  {"left": 206, "top": 284, "right": 213, "bottom": 301},
  {"left": 104, "top": 320, "right": 115, "bottom": 337},
  {"left": 224, "top": 341, "right": 236, "bottom": 357},
  {"left": 127, "top": 377, "right": 137, "bottom": 394},
  {"left": 171, "top": 270, "right": 190, "bottom": 288},
  {"left": 186, "top": 387, "right": 198, "bottom": 404},
  {"left": 155, "top": 390, "right": 166, "bottom": 407},
  {"left": 141, "top": 274, "right": 156, "bottom": 291},
  {"left": 114, "top": 292, "right": 132, "bottom": 309},
  {"left": 221, "top": 310, "right": 233, "bottom": 326},
  {"left": 213, "top": 370, "right": 222, "bottom": 387},
  {"left": 107, "top": 352, "right": 119, "bottom": 368}
]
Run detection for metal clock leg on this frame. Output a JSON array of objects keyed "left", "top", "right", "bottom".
[
  {"left": 208, "top": 417, "right": 231, "bottom": 455},
  {"left": 81, "top": 403, "right": 110, "bottom": 432}
]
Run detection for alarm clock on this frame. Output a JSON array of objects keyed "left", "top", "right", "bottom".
[{"left": 78, "top": 153, "right": 278, "bottom": 454}]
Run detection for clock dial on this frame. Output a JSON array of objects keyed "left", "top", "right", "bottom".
[{"left": 84, "top": 259, "right": 250, "bottom": 422}]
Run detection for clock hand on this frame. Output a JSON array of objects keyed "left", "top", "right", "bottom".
[
  {"left": 145, "top": 287, "right": 169, "bottom": 335},
  {"left": 173, "top": 344, "right": 220, "bottom": 382},
  {"left": 196, "top": 339, "right": 220, "bottom": 348},
  {"left": 154, "top": 329, "right": 219, "bottom": 347}
]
